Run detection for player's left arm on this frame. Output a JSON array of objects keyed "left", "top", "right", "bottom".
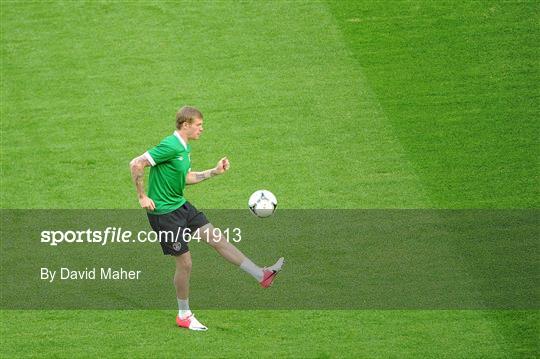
[{"left": 186, "top": 157, "right": 230, "bottom": 185}]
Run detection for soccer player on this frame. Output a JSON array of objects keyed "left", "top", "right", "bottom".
[{"left": 130, "top": 106, "right": 284, "bottom": 331}]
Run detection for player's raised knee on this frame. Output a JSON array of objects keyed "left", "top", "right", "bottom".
[{"left": 208, "top": 233, "right": 225, "bottom": 248}]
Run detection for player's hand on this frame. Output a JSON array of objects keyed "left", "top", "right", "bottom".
[
  {"left": 139, "top": 195, "right": 156, "bottom": 211},
  {"left": 214, "top": 157, "right": 230, "bottom": 175}
]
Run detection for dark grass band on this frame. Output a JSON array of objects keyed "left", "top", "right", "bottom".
[{"left": 1, "top": 209, "right": 537, "bottom": 309}]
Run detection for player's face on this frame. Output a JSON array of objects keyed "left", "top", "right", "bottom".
[{"left": 185, "top": 118, "right": 204, "bottom": 140}]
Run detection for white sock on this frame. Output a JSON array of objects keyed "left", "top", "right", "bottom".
[
  {"left": 177, "top": 298, "right": 191, "bottom": 318},
  {"left": 240, "top": 258, "right": 264, "bottom": 282}
]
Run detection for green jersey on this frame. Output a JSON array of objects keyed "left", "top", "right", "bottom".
[{"left": 144, "top": 132, "right": 191, "bottom": 214}]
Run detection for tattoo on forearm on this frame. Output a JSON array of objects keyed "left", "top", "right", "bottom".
[
  {"left": 135, "top": 172, "right": 143, "bottom": 185},
  {"left": 130, "top": 157, "right": 147, "bottom": 196},
  {"left": 195, "top": 169, "right": 218, "bottom": 182}
]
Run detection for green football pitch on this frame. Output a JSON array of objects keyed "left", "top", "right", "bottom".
[{"left": 1, "top": 1, "right": 538, "bottom": 357}]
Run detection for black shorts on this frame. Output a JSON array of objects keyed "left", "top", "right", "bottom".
[{"left": 147, "top": 202, "right": 209, "bottom": 256}]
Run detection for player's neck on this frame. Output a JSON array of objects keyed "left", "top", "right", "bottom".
[{"left": 176, "top": 130, "right": 189, "bottom": 144}]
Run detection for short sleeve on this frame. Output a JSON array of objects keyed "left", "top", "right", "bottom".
[{"left": 146, "top": 140, "right": 177, "bottom": 166}]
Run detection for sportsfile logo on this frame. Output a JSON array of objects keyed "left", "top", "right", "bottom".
[{"left": 40, "top": 227, "right": 242, "bottom": 246}]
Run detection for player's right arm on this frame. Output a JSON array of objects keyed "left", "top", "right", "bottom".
[{"left": 129, "top": 154, "right": 155, "bottom": 211}]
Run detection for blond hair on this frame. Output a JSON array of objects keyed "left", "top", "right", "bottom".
[{"left": 176, "top": 106, "right": 203, "bottom": 129}]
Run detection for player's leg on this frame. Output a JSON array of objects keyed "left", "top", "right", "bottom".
[
  {"left": 148, "top": 208, "right": 207, "bottom": 331},
  {"left": 174, "top": 251, "right": 191, "bottom": 313},
  {"left": 172, "top": 251, "right": 207, "bottom": 331},
  {"left": 199, "top": 223, "right": 245, "bottom": 265},
  {"left": 183, "top": 201, "right": 284, "bottom": 287},
  {"left": 199, "top": 223, "right": 284, "bottom": 287}
]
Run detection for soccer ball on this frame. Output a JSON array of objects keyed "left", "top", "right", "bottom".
[{"left": 248, "top": 190, "right": 277, "bottom": 218}]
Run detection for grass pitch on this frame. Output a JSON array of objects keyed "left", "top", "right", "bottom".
[{"left": 1, "top": 1, "right": 538, "bottom": 358}]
